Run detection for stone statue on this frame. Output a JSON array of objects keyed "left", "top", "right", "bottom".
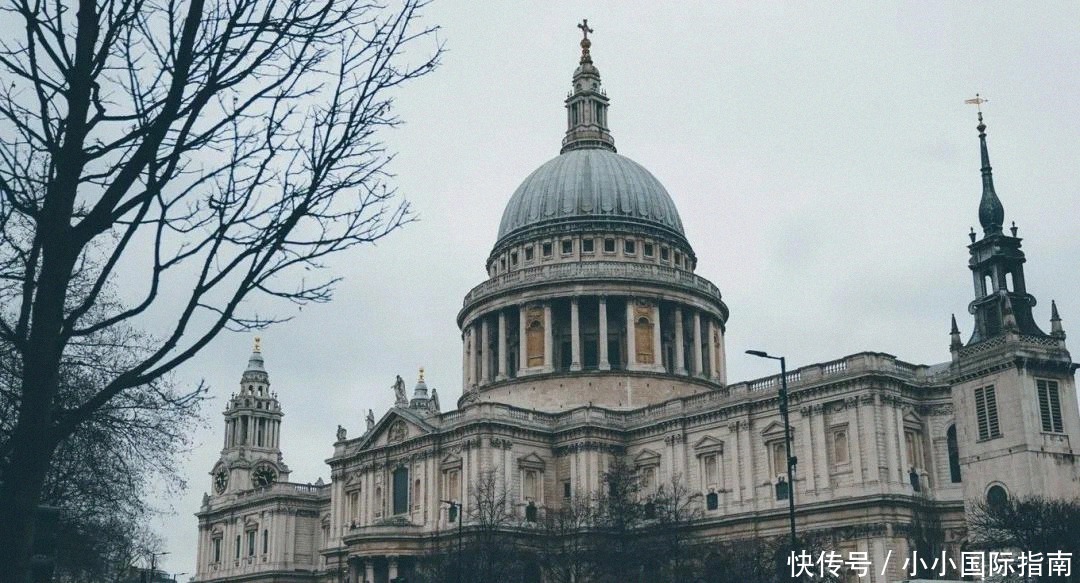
[
  {"left": 393, "top": 374, "right": 408, "bottom": 405},
  {"left": 336, "top": 424, "right": 347, "bottom": 441},
  {"left": 431, "top": 388, "right": 440, "bottom": 412},
  {"left": 202, "top": 492, "right": 210, "bottom": 506},
  {"left": 366, "top": 408, "right": 375, "bottom": 431}
]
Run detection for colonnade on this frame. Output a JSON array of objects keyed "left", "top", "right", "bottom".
[
  {"left": 462, "top": 296, "right": 726, "bottom": 388},
  {"left": 224, "top": 415, "right": 281, "bottom": 450},
  {"left": 346, "top": 555, "right": 403, "bottom": 583}
]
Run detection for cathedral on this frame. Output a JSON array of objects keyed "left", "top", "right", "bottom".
[{"left": 193, "top": 26, "right": 1080, "bottom": 583}]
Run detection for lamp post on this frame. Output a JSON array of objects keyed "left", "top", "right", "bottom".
[
  {"left": 149, "top": 550, "right": 169, "bottom": 583},
  {"left": 440, "top": 499, "right": 462, "bottom": 583},
  {"left": 746, "top": 350, "right": 798, "bottom": 552}
]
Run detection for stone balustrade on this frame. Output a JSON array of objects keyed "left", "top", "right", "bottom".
[{"left": 462, "top": 260, "right": 721, "bottom": 308}]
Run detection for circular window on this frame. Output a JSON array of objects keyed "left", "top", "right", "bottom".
[{"left": 986, "top": 484, "right": 1008, "bottom": 507}]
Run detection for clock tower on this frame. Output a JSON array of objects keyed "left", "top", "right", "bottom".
[{"left": 210, "top": 338, "right": 290, "bottom": 496}]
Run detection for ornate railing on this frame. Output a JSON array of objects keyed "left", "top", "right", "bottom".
[{"left": 462, "top": 261, "right": 722, "bottom": 307}]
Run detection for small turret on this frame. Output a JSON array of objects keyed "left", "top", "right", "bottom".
[
  {"left": 1051, "top": 300, "right": 1066, "bottom": 340},
  {"left": 950, "top": 314, "right": 962, "bottom": 352}
]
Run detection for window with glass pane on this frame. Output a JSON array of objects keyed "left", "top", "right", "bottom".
[{"left": 392, "top": 467, "right": 409, "bottom": 515}]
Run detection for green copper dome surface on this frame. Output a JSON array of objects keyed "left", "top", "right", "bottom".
[{"left": 496, "top": 149, "right": 686, "bottom": 244}]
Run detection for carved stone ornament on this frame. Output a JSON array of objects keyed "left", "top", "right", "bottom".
[{"left": 388, "top": 420, "right": 408, "bottom": 443}]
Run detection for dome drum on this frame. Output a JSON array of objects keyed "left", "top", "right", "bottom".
[
  {"left": 458, "top": 291, "right": 728, "bottom": 410},
  {"left": 459, "top": 261, "right": 725, "bottom": 326}
]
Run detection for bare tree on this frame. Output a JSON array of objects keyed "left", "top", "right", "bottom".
[
  {"left": 642, "top": 473, "right": 703, "bottom": 580},
  {"left": 536, "top": 492, "right": 596, "bottom": 583},
  {"left": 0, "top": 0, "right": 442, "bottom": 577},
  {"left": 968, "top": 495, "right": 1080, "bottom": 582},
  {"left": 463, "top": 467, "right": 533, "bottom": 583}
]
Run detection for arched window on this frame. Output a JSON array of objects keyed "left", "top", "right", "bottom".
[
  {"left": 706, "top": 491, "right": 719, "bottom": 511},
  {"left": 947, "top": 425, "right": 961, "bottom": 483},
  {"left": 987, "top": 484, "right": 1008, "bottom": 507}
]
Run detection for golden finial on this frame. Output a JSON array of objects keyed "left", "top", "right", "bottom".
[
  {"left": 254, "top": 336, "right": 262, "bottom": 353},
  {"left": 418, "top": 367, "right": 425, "bottom": 382}
]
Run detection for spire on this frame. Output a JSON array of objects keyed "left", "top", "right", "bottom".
[
  {"left": 950, "top": 314, "right": 962, "bottom": 351},
  {"left": 1051, "top": 300, "right": 1066, "bottom": 339},
  {"left": 561, "top": 19, "right": 616, "bottom": 154},
  {"left": 975, "top": 108, "right": 1005, "bottom": 235}
]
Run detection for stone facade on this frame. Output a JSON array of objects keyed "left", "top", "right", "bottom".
[{"left": 193, "top": 31, "right": 1080, "bottom": 583}]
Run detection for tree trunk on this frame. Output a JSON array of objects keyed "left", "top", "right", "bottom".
[
  {"left": 0, "top": 425, "right": 57, "bottom": 583},
  {"left": 1, "top": 239, "right": 75, "bottom": 583}
]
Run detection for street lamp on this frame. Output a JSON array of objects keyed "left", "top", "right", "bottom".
[
  {"left": 746, "top": 350, "right": 798, "bottom": 552},
  {"left": 440, "top": 499, "right": 463, "bottom": 583},
  {"left": 147, "top": 551, "right": 170, "bottom": 583}
]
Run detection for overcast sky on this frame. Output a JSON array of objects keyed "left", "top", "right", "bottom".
[{"left": 157, "top": 2, "right": 1080, "bottom": 576}]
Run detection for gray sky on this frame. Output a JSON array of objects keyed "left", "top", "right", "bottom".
[{"left": 158, "top": 2, "right": 1080, "bottom": 576}]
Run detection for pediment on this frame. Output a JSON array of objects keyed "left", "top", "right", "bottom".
[
  {"left": 761, "top": 420, "right": 796, "bottom": 440},
  {"left": 634, "top": 448, "right": 661, "bottom": 466},
  {"left": 693, "top": 435, "right": 724, "bottom": 454},
  {"left": 518, "top": 452, "right": 546, "bottom": 471},
  {"left": 357, "top": 408, "right": 434, "bottom": 451},
  {"left": 903, "top": 410, "right": 924, "bottom": 430},
  {"left": 441, "top": 453, "right": 462, "bottom": 470}
]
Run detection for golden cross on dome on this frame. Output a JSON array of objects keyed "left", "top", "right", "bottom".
[
  {"left": 965, "top": 93, "right": 989, "bottom": 113},
  {"left": 254, "top": 336, "right": 262, "bottom": 352},
  {"left": 577, "top": 19, "right": 593, "bottom": 41}
]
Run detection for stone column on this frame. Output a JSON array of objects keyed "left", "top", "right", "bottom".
[
  {"left": 882, "top": 396, "right": 898, "bottom": 485},
  {"left": 895, "top": 404, "right": 909, "bottom": 480},
  {"left": 674, "top": 306, "right": 686, "bottom": 374},
  {"left": 850, "top": 403, "right": 864, "bottom": 485},
  {"left": 480, "top": 317, "right": 491, "bottom": 384},
  {"left": 708, "top": 318, "right": 720, "bottom": 380},
  {"left": 598, "top": 296, "right": 610, "bottom": 370},
  {"left": 348, "top": 558, "right": 361, "bottom": 583},
  {"left": 364, "top": 560, "right": 375, "bottom": 583},
  {"left": 461, "top": 330, "right": 469, "bottom": 389},
  {"left": 652, "top": 302, "right": 663, "bottom": 370},
  {"left": 386, "top": 552, "right": 399, "bottom": 578},
  {"left": 570, "top": 297, "right": 582, "bottom": 371},
  {"left": 543, "top": 302, "right": 554, "bottom": 372},
  {"left": 497, "top": 311, "right": 508, "bottom": 381},
  {"left": 518, "top": 305, "right": 528, "bottom": 373},
  {"left": 465, "top": 325, "right": 475, "bottom": 387},
  {"left": 717, "top": 326, "right": 728, "bottom": 384},
  {"left": 625, "top": 299, "right": 637, "bottom": 368},
  {"left": 692, "top": 312, "right": 703, "bottom": 376}
]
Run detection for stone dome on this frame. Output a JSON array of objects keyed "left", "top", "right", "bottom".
[{"left": 495, "top": 148, "right": 686, "bottom": 245}]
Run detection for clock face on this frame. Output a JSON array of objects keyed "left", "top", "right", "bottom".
[
  {"left": 214, "top": 467, "right": 229, "bottom": 494},
  {"left": 253, "top": 465, "right": 277, "bottom": 488}
]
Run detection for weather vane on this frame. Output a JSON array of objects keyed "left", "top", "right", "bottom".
[{"left": 965, "top": 93, "right": 989, "bottom": 113}]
